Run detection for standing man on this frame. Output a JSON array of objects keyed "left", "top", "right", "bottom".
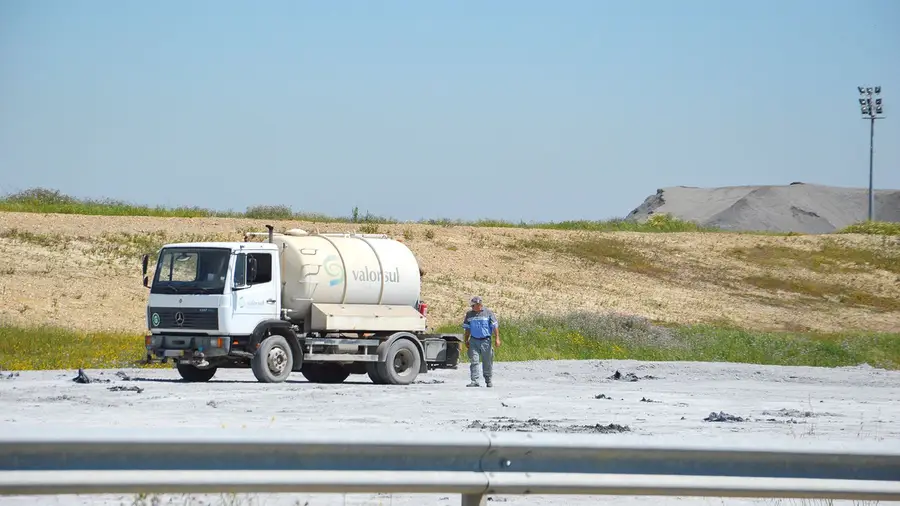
[{"left": 462, "top": 296, "right": 501, "bottom": 387}]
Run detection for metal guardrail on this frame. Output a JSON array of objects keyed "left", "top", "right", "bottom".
[{"left": 1, "top": 428, "right": 899, "bottom": 506}]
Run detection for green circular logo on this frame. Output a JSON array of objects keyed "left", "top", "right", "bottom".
[{"left": 151, "top": 313, "right": 160, "bottom": 327}]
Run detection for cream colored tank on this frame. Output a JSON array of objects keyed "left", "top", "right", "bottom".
[{"left": 272, "top": 230, "right": 422, "bottom": 322}]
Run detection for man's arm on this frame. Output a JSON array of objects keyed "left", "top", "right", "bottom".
[
  {"left": 462, "top": 313, "right": 471, "bottom": 348},
  {"left": 490, "top": 311, "right": 501, "bottom": 347}
]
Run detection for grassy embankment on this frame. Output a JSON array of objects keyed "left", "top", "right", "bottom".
[
  {"left": 0, "top": 187, "right": 719, "bottom": 232},
  {"left": 4, "top": 187, "right": 897, "bottom": 234},
  {"left": 0, "top": 187, "right": 795, "bottom": 233},
  {"left": 4, "top": 256, "right": 897, "bottom": 371},
  {"left": 2, "top": 314, "right": 899, "bottom": 371},
  {"left": 1, "top": 188, "right": 899, "bottom": 372}
]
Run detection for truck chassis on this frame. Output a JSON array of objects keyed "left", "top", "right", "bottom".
[{"left": 145, "top": 328, "right": 462, "bottom": 385}]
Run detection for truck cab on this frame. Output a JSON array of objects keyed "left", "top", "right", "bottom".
[
  {"left": 141, "top": 230, "right": 460, "bottom": 385},
  {"left": 147, "top": 241, "right": 282, "bottom": 334}
]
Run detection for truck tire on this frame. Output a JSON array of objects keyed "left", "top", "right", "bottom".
[
  {"left": 301, "top": 363, "right": 351, "bottom": 384},
  {"left": 176, "top": 364, "right": 217, "bottom": 382},
  {"left": 376, "top": 338, "right": 421, "bottom": 385},
  {"left": 251, "top": 335, "right": 293, "bottom": 383},
  {"left": 366, "top": 362, "right": 385, "bottom": 384}
]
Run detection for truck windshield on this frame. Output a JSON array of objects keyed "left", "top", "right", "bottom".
[{"left": 151, "top": 247, "right": 231, "bottom": 295}]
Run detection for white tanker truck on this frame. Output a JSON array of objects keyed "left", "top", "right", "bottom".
[{"left": 140, "top": 226, "right": 461, "bottom": 385}]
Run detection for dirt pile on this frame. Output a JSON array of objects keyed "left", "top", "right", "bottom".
[
  {"left": 626, "top": 182, "right": 900, "bottom": 234},
  {"left": 466, "top": 416, "right": 631, "bottom": 434},
  {"left": 704, "top": 411, "right": 746, "bottom": 422},
  {"left": 608, "top": 370, "right": 658, "bottom": 382}
]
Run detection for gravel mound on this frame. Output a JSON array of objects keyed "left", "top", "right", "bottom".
[{"left": 626, "top": 182, "right": 900, "bottom": 234}]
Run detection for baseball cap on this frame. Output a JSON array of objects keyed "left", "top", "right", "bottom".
[{"left": 470, "top": 296, "right": 483, "bottom": 305}]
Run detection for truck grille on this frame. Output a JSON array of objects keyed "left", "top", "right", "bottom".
[{"left": 149, "top": 307, "right": 219, "bottom": 331}]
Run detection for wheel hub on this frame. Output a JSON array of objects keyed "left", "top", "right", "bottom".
[
  {"left": 393, "top": 349, "right": 413, "bottom": 376},
  {"left": 267, "top": 347, "right": 287, "bottom": 374}
]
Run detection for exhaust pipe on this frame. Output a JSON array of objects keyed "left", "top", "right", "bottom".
[{"left": 266, "top": 225, "right": 274, "bottom": 243}]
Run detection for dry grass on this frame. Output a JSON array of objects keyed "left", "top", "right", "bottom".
[
  {"left": 512, "top": 234, "right": 671, "bottom": 277},
  {"left": 722, "top": 237, "right": 900, "bottom": 314},
  {"left": 1, "top": 211, "right": 898, "bottom": 336},
  {"left": 744, "top": 275, "right": 900, "bottom": 312},
  {"left": 728, "top": 240, "right": 900, "bottom": 274}
]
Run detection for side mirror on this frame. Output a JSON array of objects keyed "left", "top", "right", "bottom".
[{"left": 141, "top": 254, "right": 150, "bottom": 288}]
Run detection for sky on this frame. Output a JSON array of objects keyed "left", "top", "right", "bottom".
[{"left": 1, "top": 0, "right": 898, "bottom": 223}]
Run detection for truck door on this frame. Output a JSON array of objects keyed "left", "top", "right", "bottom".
[{"left": 231, "top": 251, "right": 279, "bottom": 334}]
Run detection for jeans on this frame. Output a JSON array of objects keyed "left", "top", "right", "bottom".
[{"left": 467, "top": 337, "right": 493, "bottom": 382}]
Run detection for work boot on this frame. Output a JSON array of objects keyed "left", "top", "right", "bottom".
[
  {"left": 485, "top": 379, "right": 493, "bottom": 388},
  {"left": 467, "top": 381, "right": 480, "bottom": 387}
]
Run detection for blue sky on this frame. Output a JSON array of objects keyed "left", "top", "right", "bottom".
[{"left": 1, "top": 0, "right": 898, "bottom": 222}]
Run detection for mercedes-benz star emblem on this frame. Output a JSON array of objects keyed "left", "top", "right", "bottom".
[{"left": 174, "top": 312, "right": 185, "bottom": 327}]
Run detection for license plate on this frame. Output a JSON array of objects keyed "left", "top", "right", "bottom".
[{"left": 164, "top": 350, "right": 186, "bottom": 357}]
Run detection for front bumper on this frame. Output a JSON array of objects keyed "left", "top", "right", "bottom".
[{"left": 145, "top": 334, "right": 233, "bottom": 365}]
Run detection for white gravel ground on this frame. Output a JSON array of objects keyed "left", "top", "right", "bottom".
[{"left": 2, "top": 359, "right": 900, "bottom": 506}]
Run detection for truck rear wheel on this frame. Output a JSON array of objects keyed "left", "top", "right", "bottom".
[
  {"left": 301, "top": 363, "right": 351, "bottom": 384},
  {"left": 176, "top": 364, "right": 217, "bottom": 382},
  {"left": 251, "top": 335, "right": 293, "bottom": 383},
  {"left": 376, "top": 338, "right": 421, "bottom": 385}
]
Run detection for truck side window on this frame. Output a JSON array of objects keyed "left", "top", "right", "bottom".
[
  {"left": 234, "top": 253, "right": 247, "bottom": 286},
  {"left": 248, "top": 253, "right": 272, "bottom": 284}
]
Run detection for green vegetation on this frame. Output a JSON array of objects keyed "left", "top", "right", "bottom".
[
  {"left": 0, "top": 188, "right": 384, "bottom": 224},
  {"left": 3, "top": 312, "right": 898, "bottom": 371},
  {"left": 728, "top": 241, "right": 900, "bottom": 275},
  {"left": 1, "top": 188, "right": 216, "bottom": 219},
  {"left": 0, "top": 325, "right": 155, "bottom": 371},
  {"left": 1, "top": 187, "right": 712, "bottom": 233},
  {"left": 838, "top": 221, "right": 900, "bottom": 236},
  {"left": 462, "top": 212, "right": 714, "bottom": 233},
  {"left": 724, "top": 241, "right": 900, "bottom": 311},
  {"left": 0, "top": 228, "right": 231, "bottom": 261},
  {"left": 438, "top": 312, "right": 900, "bottom": 370},
  {"left": 0, "top": 228, "right": 58, "bottom": 247},
  {"left": 743, "top": 275, "right": 900, "bottom": 312},
  {"left": 3, "top": 187, "right": 896, "bottom": 237},
  {"left": 512, "top": 234, "right": 670, "bottom": 276},
  {"left": 358, "top": 222, "right": 380, "bottom": 234}
]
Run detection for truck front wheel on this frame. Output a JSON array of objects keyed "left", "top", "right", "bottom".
[
  {"left": 366, "top": 362, "right": 385, "bottom": 384},
  {"left": 376, "top": 338, "right": 421, "bottom": 385},
  {"left": 176, "top": 364, "right": 217, "bottom": 382},
  {"left": 251, "top": 335, "right": 293, "bottom": 383}
]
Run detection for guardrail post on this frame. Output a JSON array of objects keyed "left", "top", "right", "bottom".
[{"left": 461, "top": 493, "right": 486, "bottom": 506}]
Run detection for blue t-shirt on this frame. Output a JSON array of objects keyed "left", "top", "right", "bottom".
[{"left": 462, "top": 308, "right": 499, "bottom": 339}]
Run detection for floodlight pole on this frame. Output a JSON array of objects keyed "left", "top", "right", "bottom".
[
  {"left": 868, "top": 115, "right": 874, "bottom": 222},
  {"left": 858, "top": 86, "right": 884, "bottom": 222}
]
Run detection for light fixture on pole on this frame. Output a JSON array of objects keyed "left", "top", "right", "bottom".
[{"left": 858, "top": 85, "right": 885, "bottom": 222}]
